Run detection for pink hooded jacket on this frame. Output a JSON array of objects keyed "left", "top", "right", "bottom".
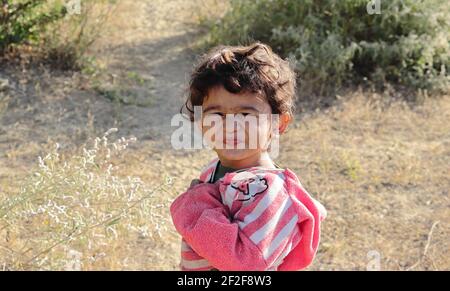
[{"left": 170, "top": 158, "right": 327, "bottom": 271}]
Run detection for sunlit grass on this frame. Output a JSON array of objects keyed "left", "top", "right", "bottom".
[{"left": 0, "top": 129, "right": 172, "bottom": 270}]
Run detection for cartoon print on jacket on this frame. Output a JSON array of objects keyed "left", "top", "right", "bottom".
[{"left": 230, "top": 171, "right": 269, "bottom": 203}]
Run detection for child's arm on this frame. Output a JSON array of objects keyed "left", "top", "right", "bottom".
[
  {"left": 179, "top": 238, "right": 214, "bottom": 270},
  {"left": 171, "top": 182, "right": 268, "bottom": 270},
  {"left": 170, "top": 173, "right": 304, "bottom": 271},
  {"left": 178, "top": 179, "right": 215, "bottom": 271}
]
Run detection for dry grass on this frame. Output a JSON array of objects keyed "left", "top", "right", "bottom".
[
  {"left": 0, "top": 129, "right": 172, "bottom": 270},
  {"left": 0, "top": 0, "right": 448, "bottom": 270},
  {"left": 277, "top": 92, "right": 450, "bottom": 270},
  {"left": 1, "top": 91, "right": 449, "bottom": 270}
]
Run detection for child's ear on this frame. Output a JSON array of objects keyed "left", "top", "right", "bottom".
[{"left": 278, "top": 113, "right": 292, "bottom": 134}]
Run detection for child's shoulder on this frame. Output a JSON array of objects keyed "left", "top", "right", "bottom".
[
  {"left": 198, "top": 157, "right": 220, "bottom": 183},
  {"left": 225, "top": 167, "right": 327, "bottom": 222}
]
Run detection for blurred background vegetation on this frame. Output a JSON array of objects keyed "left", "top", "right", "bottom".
[
  {"left": 1, "top": 0, "right": 448, "bottom": 98},
  {"left": 1, "top": 0, "right": 115, "bottom": 69},
  {"left": 201, "top": 0, "right": 449, "bottom": 99}
]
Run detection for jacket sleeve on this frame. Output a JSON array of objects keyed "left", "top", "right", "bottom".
[
  {"left": 179, "top": 238, "right": 215, "bottom": 271},
  {"left": 170, "top": 173, "right": 300, "bottom": 271}
]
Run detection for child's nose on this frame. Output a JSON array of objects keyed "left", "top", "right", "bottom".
[{"left": 224, "top": 118, "right": 245, "bottom": 133}]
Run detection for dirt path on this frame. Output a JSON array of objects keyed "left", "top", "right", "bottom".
[
  {"left": 0, "top": 0, "right": 210, "bottom": 152},
  {"left": 0, "top": 0, "right": 216, "bottom": 269},
  {"left": 97, "top": 0, "right": 207, "bottom": 143},
  {"left": 0, "top": 0, "right": 212, "bottom": 174}
]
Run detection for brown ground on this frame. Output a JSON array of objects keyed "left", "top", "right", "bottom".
[{"left": 0, "top": 0, "right": 448, "bottom": 270}]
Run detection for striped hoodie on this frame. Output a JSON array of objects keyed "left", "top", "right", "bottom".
[{"left": 170, "top": 158, "right": 327, "bottom": 271}]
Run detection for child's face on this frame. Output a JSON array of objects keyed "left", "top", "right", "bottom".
[{"left": 199, "top": 85, "right": 278, "bottom": 167}]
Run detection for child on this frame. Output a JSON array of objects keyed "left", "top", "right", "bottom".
[{"left": 170, "top": 42, "right": 327, "bottom": 271}]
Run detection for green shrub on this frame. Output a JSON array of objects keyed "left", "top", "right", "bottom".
[
  {"left": 1, "top": 0, "right": 116, "bottom": 70},
  {"left": 40, "top": 0, "right": 116, "bottom": 70},
  {"left": 203, "top": 0, "right": 449, "bottom": 96},
  {"left": 0, "top": 0, "right": 66, "bottom": 52}
]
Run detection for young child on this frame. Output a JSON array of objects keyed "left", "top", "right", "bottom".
[{"left": 170, "top": 42, "right": 327, "bottom": 271}]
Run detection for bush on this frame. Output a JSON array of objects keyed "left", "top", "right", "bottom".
[
  {"left": 0, "top": 129, "right": 171, "bottom": 270},
  {"left": 204, "top": 0, "right": 449, "bottom": 97},
  {"left": 40, "top": 0, "right": 116, "bottom": 70},
  {"left": 0, "top": 0, "right": 66, "bottom": 52},
  {"left": 0, "top": 0, "right": 116, "bottom": 70}
]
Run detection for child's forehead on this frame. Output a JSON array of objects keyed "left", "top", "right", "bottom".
[{"left": 204, "top": 86, "right": 271, "bottom": 111}]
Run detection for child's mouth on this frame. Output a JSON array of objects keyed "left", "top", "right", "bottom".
[{"left": 224, "top": 138, "right": 244, "bottom": 147}]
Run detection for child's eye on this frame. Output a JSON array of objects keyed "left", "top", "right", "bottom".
[
  {"left": 206, "top": 112, "right": 224, "bottom": 117},
  {"left": 232, "top": 113, "right": 254, "bottom": 120}
]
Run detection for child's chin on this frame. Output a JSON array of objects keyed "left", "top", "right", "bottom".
[{"left": 216, "top": 148, "right": 256, "bottom": 161}]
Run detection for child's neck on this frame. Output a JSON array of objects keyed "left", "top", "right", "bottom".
[{"left": 219, "top": 152, "right": 275, "bottom": 170}]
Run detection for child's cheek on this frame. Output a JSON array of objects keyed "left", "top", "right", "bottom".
[
  {"left": 254, "top": 118, "right": 272, "bottom": 149},
  {"left": 201, "top": 117, "right": 224, "bottom": 148}
]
